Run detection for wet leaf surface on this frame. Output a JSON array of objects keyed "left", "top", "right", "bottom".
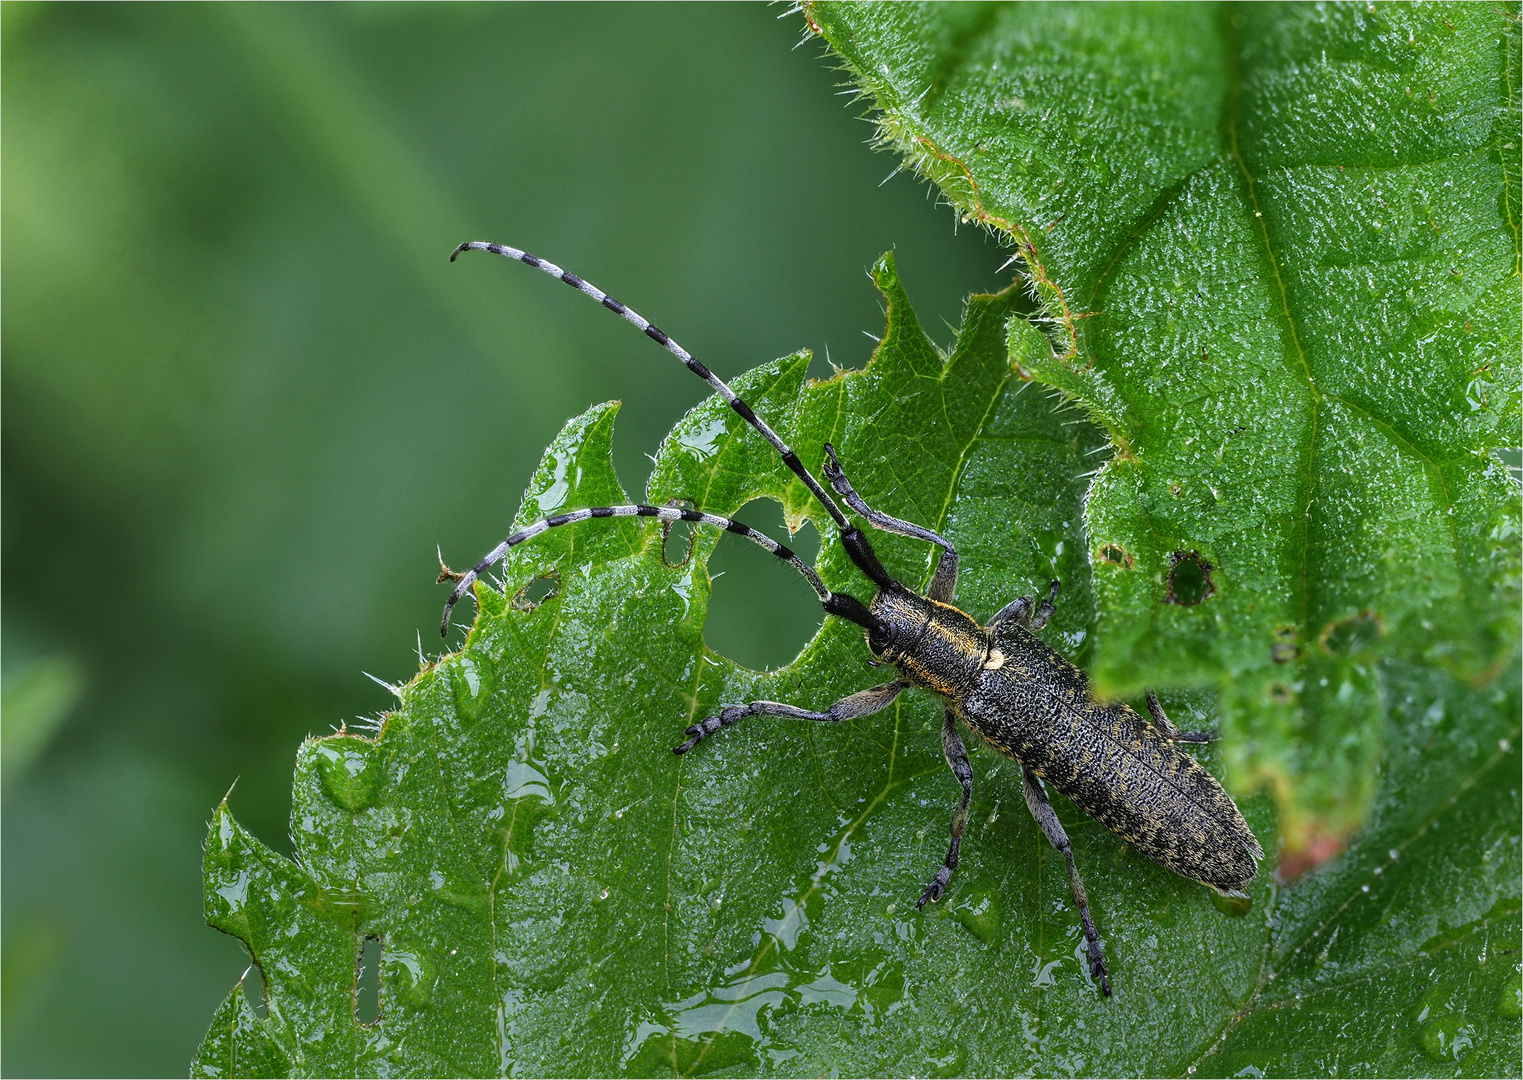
[
  {"left": 196, "top": 5, "right": 1520, "bottom": 1076},
  {"left": 807, "top": 0, "right": 1520, "bottom": 855},
  {"left": 197, "top": 259, "right": 1518, "bottom": 1077}
]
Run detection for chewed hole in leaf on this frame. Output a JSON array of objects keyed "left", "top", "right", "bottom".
[
  {"left": 662, "top": 504, "right": 697, "bottom": 568},
  {"left": 703, "top": 497, "right": 822, "bottom": 672},
  {"left": 1319, "top": 612, "right": 1385, "bottom": 657},
  {"left": 513, "top": 573, "right": 560, "bottom": 611},
  {"left": 1271, "top": 624, "right": 1300, "bottom": 664},
  {"left": 1166, "top": 551, "right": 1214, "bottom": 605},
  {"left": 356, "top": 935, "right": 381, "bottom": 1025},
  {"left": 1097, "top": 543, "right": 1134, "bottom": 570}
]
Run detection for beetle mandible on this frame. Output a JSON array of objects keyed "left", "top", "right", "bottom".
[{"left": 440, "top": 240, "right": 1264, "bottom": 996}]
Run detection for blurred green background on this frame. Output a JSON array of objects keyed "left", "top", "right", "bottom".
[{"left": 1, "top": 4, "right": 1007, "bottom": 1075}]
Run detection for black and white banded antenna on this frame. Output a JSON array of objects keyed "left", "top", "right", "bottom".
[
  {"left": 451, "top": 241, "right": 852, "bottom": 530},
  {"left": 438, "top": 503, "right": 850, "bottom": 635},
  {"left": 440, "top": 242, "right": 894, "bottom": 637}
]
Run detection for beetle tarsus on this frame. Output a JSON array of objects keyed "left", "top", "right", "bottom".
[
  {"left": 1091, "top": 950, "right": 1112, "bottom": 997},
  {"left": 917, "top": 709, "right": 972, "bottom": 911},
  {"left": 917, "top": 866, "right": 952, "bottom": 909}
]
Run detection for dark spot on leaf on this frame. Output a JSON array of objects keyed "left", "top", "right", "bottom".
[
  {"left": 356, "top": 935, "right": 381, "bottom": 1025},
  {"left": 1166, "top": 551, "right": 1214, "bottom": 605},
  {"left": 513, "top": 573, "right": 560, "bottom": 611},
  {"left": 1271, "top": 624, "right": 1300, "bottom": 664},
  {"left": 1267, "top": 681, "right": 1294, "bottom": 705},
  {"left": 1098, "top": 543, "right": 1134, "bottom": 570},
  {"left": 1319, "top": 611, "right": 1385, "bottom": 656}
]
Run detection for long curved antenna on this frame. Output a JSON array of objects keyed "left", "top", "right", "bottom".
[
  {"left": 440, "top": 503, "right": 874, "bottom": 636},
  {"left": 452, "top": 241, "right": 851, "bottom": 531}
]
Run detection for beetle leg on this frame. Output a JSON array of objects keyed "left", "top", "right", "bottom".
[
  {"left": 989, "top": 580, "right": 1061, "bottom": 631},
  {"left": 917, "top": 709, "right": 973, "bottom": 909},
  {"left": 988, "top": 595, "right": 1033, "bottom": 630},
  {"left": 1021, "top": 766, "right": 1112, "bottom": 996},
  {"left": 821, "top": 444, "right": 959, "bottom": 603},
  {"left": 672, "top": 681, "right": 904, "bottom": 754},
  {"left": 1027, "top": 579, "right": 1060, "bottom": 630},
  {"left": 1145, "top": 690, "right": 1218, "bottom": 743}
]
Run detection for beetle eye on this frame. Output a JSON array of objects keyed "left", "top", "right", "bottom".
[{"left": 866, "top": 625, "right": 889, "bottom": 655}]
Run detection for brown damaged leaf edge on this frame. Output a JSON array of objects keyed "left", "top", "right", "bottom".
[
  {"left": 512, "top": 572, "right": 561, "bottom": 612},
  {"left": 1097, "top": 543, "right": 1134, "bottom": 571},
  {"left": 908, "top": 132, "right": 1084, "bottom": 368},
  {"left": 799, "top": 1, "right": 1083, "bottom": 372}
]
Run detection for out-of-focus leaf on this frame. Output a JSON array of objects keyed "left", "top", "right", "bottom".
[
  {"left": 1192, "top": 658, "right": 1520, "bottom": 1077},
  {"left": 1, "top": 654, "right": 84, "bottom": 784},
  {"left": 196, "top": 257, "right": 1519, "bottom": 1076},
  {"left": 807, "top": 0, "right": 1521, "bottom": 856}
]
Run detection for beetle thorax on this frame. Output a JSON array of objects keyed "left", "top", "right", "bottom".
[{"left": 867, "top": 588, "right": 990, "bottom": 699}]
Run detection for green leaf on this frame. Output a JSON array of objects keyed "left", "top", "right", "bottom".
[
  {"left": 807, "top": 0, "right": 1521, "bottom": 854},
  {"left": 196, "top": 257, "right": 1520, "bottom": 1076}
]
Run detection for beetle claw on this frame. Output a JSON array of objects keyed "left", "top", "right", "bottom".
[
  {"left": 1091, "top": 951, "right": 1112, "bottom": 996},
  {"left": 917, "top": 865, "right": 952, "bottom": 909}
]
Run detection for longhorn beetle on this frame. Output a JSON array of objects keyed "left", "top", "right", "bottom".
[{"left": 441, "top": 240, "right": 1264, "bottom": 996}]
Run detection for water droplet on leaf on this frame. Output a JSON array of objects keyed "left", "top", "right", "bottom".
[{"left": 313, "top": 739, "right": 382, "bottom": 812}]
